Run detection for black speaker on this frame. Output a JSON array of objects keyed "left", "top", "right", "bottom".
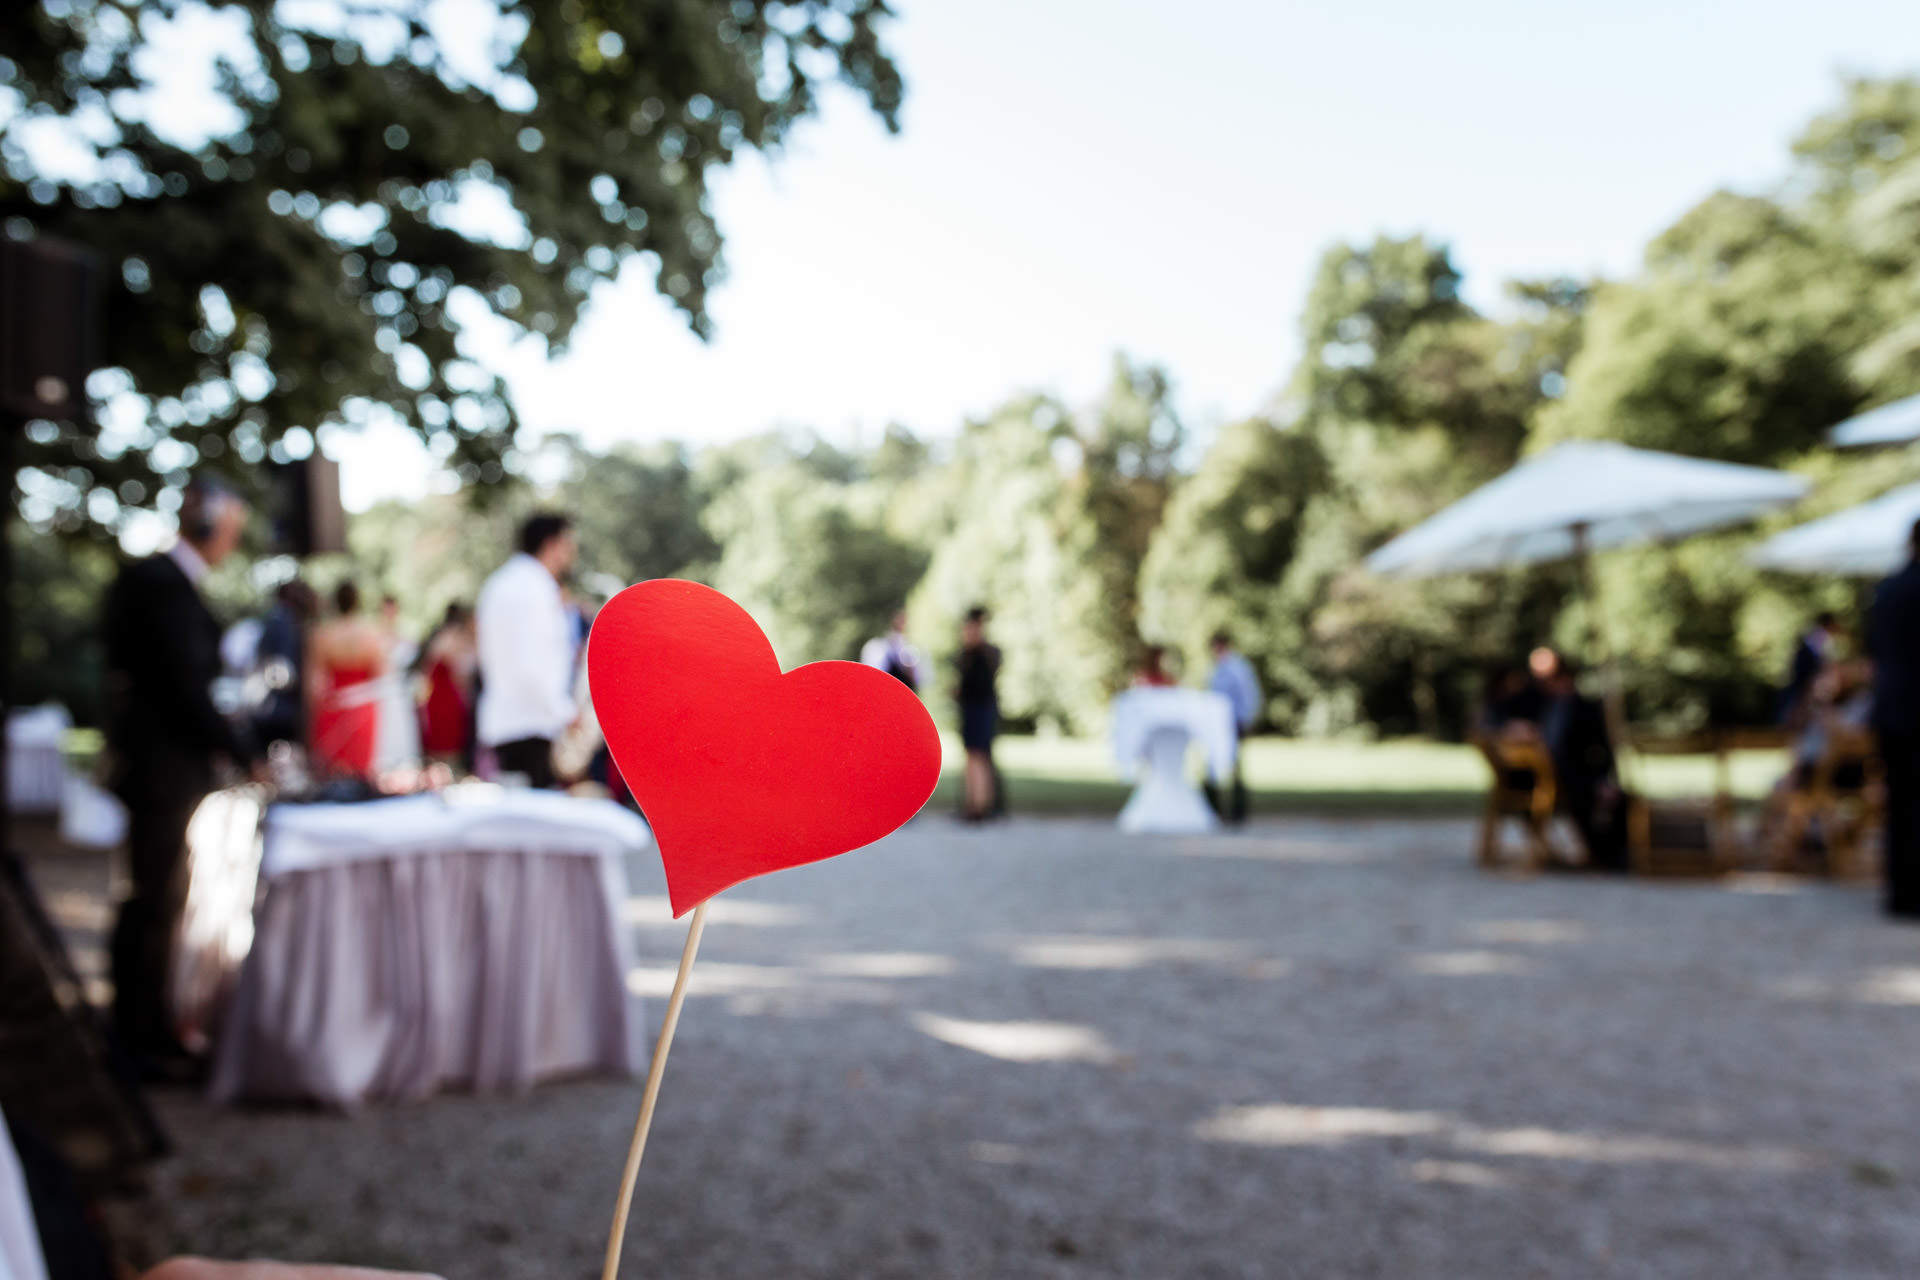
[
  {"left": 267, "top": 453, "right": 347, "bottom": 556},
  {"left": 0, "top": 237, "right": 101, "bottom": 424}
]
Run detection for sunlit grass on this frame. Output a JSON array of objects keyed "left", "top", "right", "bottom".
[{"left": 930, "top": 734, "right": 1786, "bottom": 815}]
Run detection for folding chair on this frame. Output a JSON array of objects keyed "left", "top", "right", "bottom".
[{"left": 1472, "top": 734, "right": 1561, "bottom": 871}]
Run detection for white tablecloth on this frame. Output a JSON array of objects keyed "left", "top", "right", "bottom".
[
  {"left": 1110, "top": 688, "right": 1238, "bottom": 834},
  {"left": 6, "top": 706, "right": 68, "bottom": 816},
  {"left": 0, "top": 1108, "right": 47, "bottom": 1280},
  {"left": 210, "top": 787, "right": 650, "bottom": 1108}
]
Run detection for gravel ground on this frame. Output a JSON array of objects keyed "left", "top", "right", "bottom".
[{"left": 89, "top": 815, "right": 1920, "bottom": 1280}]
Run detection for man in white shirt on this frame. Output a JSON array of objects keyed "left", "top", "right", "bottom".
[
  {"left": 475, "top": 513, "right": 580, "bottom": 788},
  {"left": 859, "top": 610, "right": 924, "bottom": 689},
  {"left": 1205, "top": 629, "right": 1262, "bottom": 825}
]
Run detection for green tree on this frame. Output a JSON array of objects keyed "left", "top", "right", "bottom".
[
  {"left": 1072, "top": 354, "right": 1184, "bottom": 676},
  {"left": 1533, "top": 192, "right": 1865, "bottom": 465},
  {"left": 705, "top": 453, "right": 925, "bottom": 666},
  {"left": 906, "top": 394, "right": 1116, "bottom": 733},
  {"left": 550, "top": 434, "right": 718, "bottom": 586},
  {"left": 1, "top": 0, "right": 903, "bottom": 531},
  {"left": 1136, "top": 416, "right": 1328, "bottom": 727},
  {"left": 1257, "top": 240, "right": 1582, "bottom": 735}
]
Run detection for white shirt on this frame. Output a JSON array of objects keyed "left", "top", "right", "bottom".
[
  {"left": 475, "top": 553, "right": 577, "bottom": 745},
  {"left": 859, "top": 629, "right": 924, "bottom": 689},
  {"left": 1208, "top": 651, "right": 1262, "bottom": 731}
]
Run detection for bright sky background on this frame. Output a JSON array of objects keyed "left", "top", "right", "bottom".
[{"left": 96, "top": 0, "right": 1920, "bottom": 507}]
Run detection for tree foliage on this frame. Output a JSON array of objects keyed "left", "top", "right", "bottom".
[{"left": 0, "top": 0, "right": 901, "bottom": 533}]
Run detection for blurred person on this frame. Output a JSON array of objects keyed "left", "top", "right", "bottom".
[
  {"left": 1778, "top": 610, "right": 1841, "bottom": 727},
  {"left": 860, "top": 609, "right": 925, "bottom": 689},
  {"left": 1131, "top": 644, "right": 1177, "bottom": 688},
  {"left": 1475, "top": 665, "right": 1544, "bottom": 738},
  {"left": 251, "top": 579, "right": 317, "bottom": 750},
  {"left": 371, "top": 594, "right": 422, "bottom": 771},
  {"left": 1868, "top": 519, "right": 1920, "bottom": 918},
  {"left": 955, "top": 606, "right": 1001, "bottom": 822},
  {"left": 306, "top": 582, "right": 386, "bottom": 779},
  {"left": 476, "top": 513, "right": 580, "bottom": 789},
  {"left": 418, "top": 602, "right": 477, "bottom": 768},
  {"left": 1204, "top": 630, "right": 1261, "bottom": 825},
  {"left": 1764, "top": 660, "right": 1876, "bottom": 861},
  {"left": 1535, "top": 650, "right": 1627, "bottom": 871},
  {"left": 100, "top": 475, "right": 262, "bottom": 1078}
]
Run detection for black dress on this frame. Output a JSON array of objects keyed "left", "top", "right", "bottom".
[{"left": 956, "top": 643, "right": 1001, "bottom": 750}]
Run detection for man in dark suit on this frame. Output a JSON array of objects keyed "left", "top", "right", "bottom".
[
  {"left": 1868, "top": 520, "right": 1920, "bottom": 919},
  {"left": 101, "top": 477, "right": 260, "bottom": 1074},
  {"left": 1778, "top": 611, "right": 1838, "bottom": 726},
  {"left": 1537, "top": 651, "right": 1627, "bottom": 871}
]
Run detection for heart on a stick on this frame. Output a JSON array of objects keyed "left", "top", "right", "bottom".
[{"left": 588, "top": 579, "right": 942, "bottom": 916}]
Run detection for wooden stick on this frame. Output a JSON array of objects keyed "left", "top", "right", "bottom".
[{"left": 600, "top": 898, "right": 711, "bottom": 1280}]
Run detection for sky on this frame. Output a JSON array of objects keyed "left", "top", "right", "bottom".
[{"left": 72, "top": 0, "right": 1920, "bottom": 508}]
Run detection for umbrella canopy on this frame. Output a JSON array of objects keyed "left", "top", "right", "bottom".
[
  {"left": 1749, "top": 480, "right": 1920, "bottom": 577},
  {"left": 1829, "top": 393, "right": 1920, "bottom": 449},
  {"left": 1366, "top": 440, "right": 1811, "bottom": 578}
]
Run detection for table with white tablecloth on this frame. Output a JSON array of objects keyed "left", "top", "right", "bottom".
[
  {"left": 1110, "top": 688, "right": 1238, "bottom": 835},
  {"left": 6, "top": 706, "right": 69, "bottom": 817},
  {"left": 209, "top": 787, "right": 649, "bottom": 1108}
]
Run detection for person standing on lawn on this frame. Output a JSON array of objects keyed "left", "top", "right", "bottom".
[
  {"left": 955, "top": 606, "right": 1001, "bottom": 822},
  {"left": 1204, "top": 630, "right": 1260, "bottom": 825}
]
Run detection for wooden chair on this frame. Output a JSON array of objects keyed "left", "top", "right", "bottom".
[
  {"left": 1472, "top": 733, "right": 1562, "bottom": 871},
  {"left": 1627, "top": 731, "right": 1736, "bottom": 877},
  {"left": 1769, "top": 724, "right": 1883, "bottom": 878}
]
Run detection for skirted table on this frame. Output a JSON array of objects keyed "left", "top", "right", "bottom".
[
  {"left": 1109, "top": 688, "right": 1238, "bottom": 835},
  {"left": 208, "top": 787, "right": 648, "bottom": 1108}
]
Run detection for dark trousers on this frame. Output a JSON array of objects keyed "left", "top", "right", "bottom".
[
  {"left": 1565, "top": 776, "right": 1629, "bottom": 871},
  {"left": 494, "top": 736, "right": 557, "bottom": 789},
  {"left": 110, "top": 789, "right": 200, "bottom": 1058},
  {"left": 1884, "top": 733, "right": 1920, "bottom": 917},
  {"left": 1204, "top": 733, "right": 1249, "bottom": 825}
]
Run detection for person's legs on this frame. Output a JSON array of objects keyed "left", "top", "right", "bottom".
[
  {"left": 1229, "top": 731, "right": 1248, "bottom": 825},
  {"left": 493, "top": 737, "right": 557, "bottom": 789},
  {"left": 110, "top": 790, "right": 199, "bottom": 1061},
  {"left": 1882, "top": 733, "right": 1920, "bottom": 917},
  {"left": 964, "top": 750, "right": 991, "bottom": 819}
]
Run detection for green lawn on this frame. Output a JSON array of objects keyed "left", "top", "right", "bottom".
[{"left": 930, "top": 734, "right": 1786, "bottom": 816}]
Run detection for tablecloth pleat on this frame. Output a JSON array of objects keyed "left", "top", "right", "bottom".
[{"left": 211, "top": 849, "right": 638, "bottom": 1108}]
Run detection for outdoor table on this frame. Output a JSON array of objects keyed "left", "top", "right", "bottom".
[
  {"left": 208, "top": 786, "right": 648, "bottom": 1108},
  {"left": 0, "top": 1107, "right": 44, "bottom": 1280},
  {"left": 7, "top": 705, "right": 69, "bottom": 816},
  {"left": 1109, "top": 688, "right": 1237, "bottom": 834}
]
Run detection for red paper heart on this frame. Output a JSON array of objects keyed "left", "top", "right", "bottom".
[{"left": 587, "top": 579, "right": 942, "bottom": 916}]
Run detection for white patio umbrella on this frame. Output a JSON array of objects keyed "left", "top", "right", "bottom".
[
  {"left": 1366, "top": 440, "right": 1811, "bottom": 579},
  {"left": 1366, "top": 440, "right": 1811, "bottom": 750},
  {"left": 1828, "top": 392, "right": 1920, "bottom": 449},
  {"left": 1749, "top": 480, "right": 1920, "bottom": 577}
]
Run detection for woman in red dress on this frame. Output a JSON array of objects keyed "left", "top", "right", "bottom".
[
  {"left": 419, "top": 602, "right": 477, "bottom": 766},
  {"left": 307, "top": 581, "right": 386, "bottom": 778},
  {"left": 1132, "top": 644, "right": 1178, "bottom": 688}
]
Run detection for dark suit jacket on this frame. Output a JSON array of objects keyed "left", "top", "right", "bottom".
[
  {"left": 1778, "top": 634, "right": 1825, "bottom": 723},
  {"left": 1869, "top": 561, "right": 1920, "bottom": 740},
  {"left": 102, "top": 553, "right": 253, "bottom": 803},
  {"left": 1545, "top": 692, "right": 1615, "bottom": 793}
]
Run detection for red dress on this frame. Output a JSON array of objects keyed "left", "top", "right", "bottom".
[
  {"left": 420, "top": 655, "right": 471, "bottom": 757},
  {"left": 311, "top": 664, "right": 380, "bottom": 777}
]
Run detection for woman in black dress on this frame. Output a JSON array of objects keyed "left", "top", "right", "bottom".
[{"left": 955, "top": 606, "right": 1001, "bottom": 821}]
